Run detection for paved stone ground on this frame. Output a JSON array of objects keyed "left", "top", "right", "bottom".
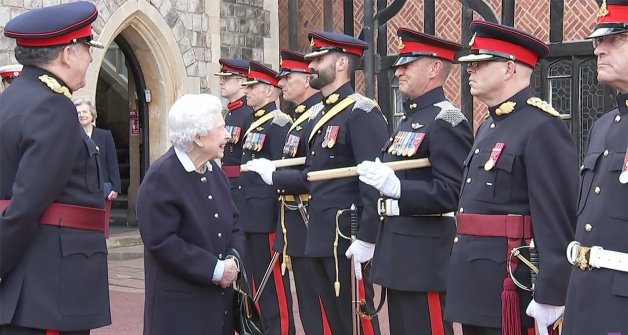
[{"left": 92, "top": 228, "right": 463, "bottom": 335}]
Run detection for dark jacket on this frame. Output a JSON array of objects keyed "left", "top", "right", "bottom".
[
  {"left": 238, "top": 102, "right": 292, "bottom": 233},
  {"left": 445, "top": 88, "right": 578, "bottom": 328},
  {"left": 137, "top": 148, "right": 245, "bottom": 335},
  {"left": 563, "top": 93, "right": 628, "bottom": 334},
  {"left": 222, "top": 95, "right": 254, "bottom": 205},
  {"left": 273, "top": 93, "right": 323, "bottom": 256},
  {"left": 0, "top": 66, "right": 110, "bottom": 330},
  {"left": 370, "top": 87, "right": 473, "bottom": 292},
  {"left": 91, "top": 127, "right": 121, "bottom": 193}
]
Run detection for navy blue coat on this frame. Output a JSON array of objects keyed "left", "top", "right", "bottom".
[
  {"left": 222, "top": 96, "right": 254, "bottom": 208},
  {"left": 239, "top": 102, "right": 292, "bottom": 233},
  {"left": 0, "top": 66, "right": 110, "bottom": 331},
  {"left": 370, "top": 87, "right": 473, "bottom": 292},
  {"left": 137, "top": 148, "right": 245, "bottom": 335},
  {"left": 91, "top": 127, "right": 121, "bottom": 194},
  {"left": 273, "top": 93, "right": 323, "bottom": 256},
  {"left": 563, "top": 93, "right": 628, "bottom": 334},
  {"left": 445, "top": 88, "right": 578, "bottom": 328}
]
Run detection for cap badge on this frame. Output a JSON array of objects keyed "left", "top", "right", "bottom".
[
  {"left": 469, "top": 33, "right": 477, "bottom": 47},
  {"left": 38, "top": 75, "right": 71, "bottom": 99},
  {"left": 397, "top": 37, "right": 405, "bottom": 51},
  {"left": 279, "top": 57, "right": 283, "bottom": 67},
  {"left": 326, "top": 94, "right": 339, "bottom": 105},
  {"left": 255, "top": 109, "right": 266, "bottom": 117},
  {"left": 295, "top": 105, "right": 306, "bottom": 114},
  {"left": 310, "top": 38, "right": 315, "bottom": 47},
  {"left": 598, "top": 0, "right": 609, "bottom": 17},
  {"left": 495, "top": 101, "right": 516, "bottom": 116}
]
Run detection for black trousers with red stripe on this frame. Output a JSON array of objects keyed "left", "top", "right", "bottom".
[
  {"left": 290, "top": 256, "right": 331, "bottom": 335},
  {"left": 387, "top": 289, "right": 453, "bottom": 335},
  {"left": 0, "top": 326, "right": 88, "bottom": 335},
  {"left": 310, "top": 255, "right": 380, "bottom": 335},
  {"left": 244, "top": 232, "right": 295, "bottom": 335}
]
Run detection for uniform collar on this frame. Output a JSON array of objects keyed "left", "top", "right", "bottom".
[
  {"left": 254, "top": 101, "right": 278, "bottom": 118},
  {"left": 298, "top": 92, "right": 323, "bottom": 111},
  {"left": 488, "top": 87, "right": 533, "bottom": 121},
  {"left": 616, "top": 93, "right": 628, "bottom": 115},
  {"left": 403, "top": 86, "right": 446, "bottom": 115},
  {"left": 227, "top": 96, "right": 247, "bottom": 112},
  {"left": 174, "top": 147, "right": 212, "bottom": 173},
  {"left": 322, "top": 82, "right": 354, "bottom": 107}
]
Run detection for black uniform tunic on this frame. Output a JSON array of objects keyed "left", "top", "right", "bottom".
[
  {"left": 563, "top": 93, "right": 628, "bottom": 334},
  {"left": 445, "top": 88, "right": 578, "bottom": 328},
  {"left": 222, "top": 96, "right": 254, "bottom": 208},
  {"left": 0, "top": 66, "right": 111, "bottom": 331}
]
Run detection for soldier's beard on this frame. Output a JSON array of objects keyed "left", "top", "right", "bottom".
[{"left": 309, "top": 64, "right": 336, "bottom": 90}]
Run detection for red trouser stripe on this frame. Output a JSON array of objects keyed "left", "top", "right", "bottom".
[
  {"left": 269, "top": 233, "right": 290, "bottom": 335},
  {"left": 45, "top": 331, "right": 60, "bottom": 335},
  {"left": 427, "top": 292, "right": 445, "bottom": 335},
  {"left": 319, "top": 297, "right": 332, "bottom": 335},
  {"left": 251, "top": 276, "right": 260, "bottom": 312},
  {"left": 528, "top": 326, "right": 536, "bottom": 335},
  {"left": 357, "top": 277, "right": 375, "bottom": 335}
]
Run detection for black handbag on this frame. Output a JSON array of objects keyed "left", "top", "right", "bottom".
[{"left": 229, "top": 249, "right": 264, "bottom": 335}]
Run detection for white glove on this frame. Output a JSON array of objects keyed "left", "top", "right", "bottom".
[
  {"left": 345, "top": 239, "right": 375, "bottom": 280},
  {"left": 526, "top": 300, "right": 564, "bottom": 335},
  {"left": 245, "top": 158, "right": 276, "bottom": 185},
  {"left": 356, "top": 158, "right": 401, "bottom": 199}
]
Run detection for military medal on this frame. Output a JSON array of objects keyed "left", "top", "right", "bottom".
[
  {"left": 257, "top": 133, "right": 266, "bottom": 152},
  {"left": 321, "top": 126, "right": 332, "bottom": 148},
  {"left": 397, "top": 132, "right": 410, "bottom": 156},
  {"left": 243, "top": 133, "right": 252, "bottom": 150},
  {"left": 323, "top": 125, "right": 339, "bottom": 148},
  {"left": 484, "top": 143, "right": 505, "bottom": 171},
  {"left": 620, "top": 148, "right": 628, "bottom": 184},
  {"left": 387, "top": 133, "right": 401, "bottom": 154},
  {"left": 403, "top": 132, "right": 417, "bottom": 157},
  {"left": 283, "top": 134, "right": 300, "bottom": 157},
  {"left": 409, "top": 132, "right": 425, "bottom": 156}
]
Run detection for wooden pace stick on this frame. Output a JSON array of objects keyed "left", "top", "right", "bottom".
[
  {"left": 240, "top": 157, "right": 306, "bottom": 172},
  {"left": 307, "top": 158, "right": 431, "bottom": 182}
]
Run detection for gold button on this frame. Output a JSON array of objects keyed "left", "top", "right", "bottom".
[
  {"left": 208, "top": 195, "right": 213, "bottom": 200},
  {"left": 453, "top": 236, "right": 459, "bottom": 243},
  {"left": 308, "top": 195, "right": 312, "bottom": 200},
  {"left": 584, "top": 224, "right": 593, "bottom": 232},
  {"left": 277, "top": 189, "right": 281, "bottom": 193},
  {"left": 218, "top": 233, "right": 222, "bottom": 238},
  {"left": 219, "top": 253, "right": 224, "bottom": 259},
  {"left": 490, "top": 123, "right": 495, "bottom": 129},
  {"left": 311, "top": 151, "right": 316, "bottom": 156},
  {"left": 474, "top": 149, "right": 480, "bottom": 154},
  {"left": 466, "top": 178, "right": 471, "bottom": 184},
  {"left": 615, "top": 115, "right": 622, "bottom": 123},
  {"left": 201, "top": 176, "right": 207, "bottom": 182},
  {"left": 459, "top": 208, "right": 464, "bottom": 213},
  {"left": 318, "top": 130, "right": 322, "bottom": 134},
  {"left": 594, "top": 186, "right": 601, "bottom": 195},
  {"left": 604, "top": 150, "right": 609, "bottom": 157},
  {"left": 214, "top": 213, "right": 219, "bottom": 218},
  {"left": 238, "top": 185, "right": 242, "bottom": 189}
]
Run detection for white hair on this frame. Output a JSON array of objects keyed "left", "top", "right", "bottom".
[{"left": 168, "top": 94, "right": 223, "bottom": 151}]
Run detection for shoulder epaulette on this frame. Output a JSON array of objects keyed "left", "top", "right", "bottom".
[
  {"left": 308, "top": 102, "right": 325, "bottom": 120},
  {"left": 434, "top": 101, "right": 467, "bottom": 127},
  {"left": 271, "top": 110, "right": 293, "bottom": 127},
  {"left": 349, "top": 93, "right": 380, "bottom": 113},
  {"left": 527, "top": 97, "right": 560, "bottom": 117}
]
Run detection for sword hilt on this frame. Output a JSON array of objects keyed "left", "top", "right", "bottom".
[
  {"left": 529, "top": 239, "right": 539, "bottom": 290},
  {"left": 350, "top": 203, "right": 358, "bottom": 242}
]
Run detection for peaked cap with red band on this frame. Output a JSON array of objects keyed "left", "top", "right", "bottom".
[
  {"left": 277, "top": 49, "right": 310, "bottom": 78},
  {"left": 4, "top": 1, "right": 103, "bottom": 49},
  {"left": 304, "top": 31, "right": 369, "bottom": 60},
  {"left": 215, "top": 59, "right": 250, "bottom": 77},
  {"left": 588, "top": 0, "right": 628, "bottom": 38},
  {"left": 0, "top": 64, "right": 23, "bottom": 80},
  {"left": 393, "top": 28, "right": 462, "bottom": 67},
  {"left": 458, "top": 21, "right": 549, "bottom": 69},
  {"left": 242, "top": 61, "right": 280, "bottom": 88}
]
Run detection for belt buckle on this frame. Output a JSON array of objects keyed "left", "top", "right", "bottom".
[
  {"left": 575, "top": 245, "right": 592, "bottom": 271},
  {"left": 377, "top": 198, "right": 386, "bottom": 217}
]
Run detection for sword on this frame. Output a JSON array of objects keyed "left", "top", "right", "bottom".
[
  {"left": 253, "top": 251, "right": 280, "bottom": 303},
  {"left": 349, "top": 204, "right": 361, "bottom": 335},
  {"left": 295, "top": 197, "right": 309, "bottom": 229}
]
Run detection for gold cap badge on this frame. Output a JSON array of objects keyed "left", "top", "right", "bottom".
[
  {"left": 469, "top": 33, "right": 477, "bottom": 47},
  {"left": 397, "top": 37, "right": 405, "bottom": 51},
  {"left": 598, "top": 0, "right": 609, "bottom": 17}
]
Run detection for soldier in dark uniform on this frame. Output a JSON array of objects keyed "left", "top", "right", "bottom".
[
  {"left": 444, "top": 21, "right": 577, "bottom": 335},
  {"left": 0, "top": 2, "right": 111, "bottom": 334},
  {"left": 0, "top": 64, "right": 22, "bottom": 92},
  {"left": 563, "top": 1, "right": 628, "bottom": 333},
  {"left": 356, "top": 28, "right": 473, "bottom": 335},
  {"left": 300, "top": 31, "right": 388, "bottom": 335},
  {"left": 246, "top": 49, "right": 329, "bottom": 334},
  {"left": 214, "top": 59, "right": 254, "bottom": 207},
  {"left": 240, "top": 61, "right": 295, "bottom": 335}
]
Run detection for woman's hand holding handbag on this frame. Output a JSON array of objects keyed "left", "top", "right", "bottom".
[{"left": 227, "top": 248, "right": 264, "bottom": 335}]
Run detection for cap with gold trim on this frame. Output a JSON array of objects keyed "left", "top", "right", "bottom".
[
  {"left": 588, "top": 0, "right": 628, "bottom": 38},
  {"left": 3, "top": 1, "right": 103, "bottom": 49},
  {"left": 304, "top": 31, "right": 369, "bottom": 60},
  {"left": 242, "top": 61, "right": 280, "bottom": 88},
  {"left": 215, "top": 59, "right": 249, "bottom": 77},
  {"left": 393, "top": 28, "right": 462, "bottom": 67},
  {"left": 458, "top": 21, "right": 548, "bottom": 69},
  {"left": 0, "top": 64, "right": 23, "bottom": 80},
  {"left": 277, "top": 49, "right": 310, "bottom": 78}
]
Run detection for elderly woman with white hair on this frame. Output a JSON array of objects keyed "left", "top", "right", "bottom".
[{"left": 136, "top": 94, "right": 245, "bottom": 335}]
